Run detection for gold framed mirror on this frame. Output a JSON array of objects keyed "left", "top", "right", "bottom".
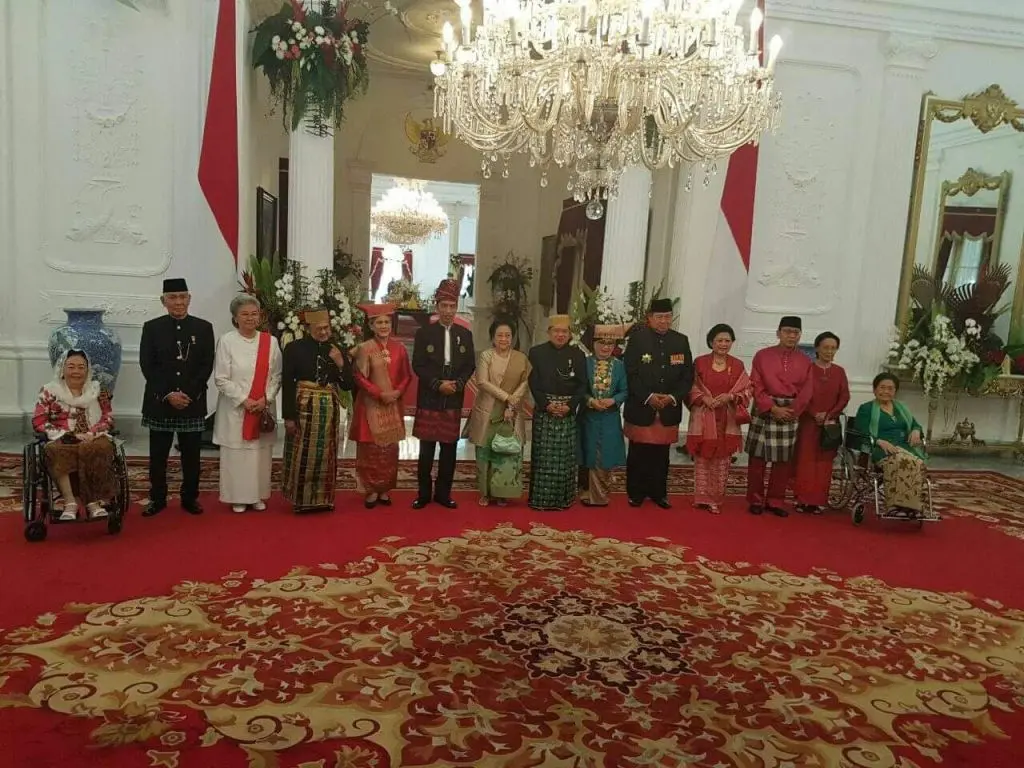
[{"left": 897, "top": 85, "right": 1024, "bottom": 344}]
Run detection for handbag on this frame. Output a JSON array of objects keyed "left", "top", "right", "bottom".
[
  {"left": 733, "top": 403, "right": 751, "bottom": 426},
  {"left": 820, "top": 421, "right": 843, "bottom": 450},
  {"left": 490, "top": 419, "right": 521, "bottom": 455},
  {"left": 259, "top": 410, "right": 277, "bottom": 434}
]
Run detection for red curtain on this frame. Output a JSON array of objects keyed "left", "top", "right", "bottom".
[
  {"left": 369, "top": 247, "right": 384, "bottom": 298},
  {"left": 935, "top": 207, "right": 997, "bottom": 280},
  {"left": 402, "top": 249, "right": 414, "bottom": 281}
]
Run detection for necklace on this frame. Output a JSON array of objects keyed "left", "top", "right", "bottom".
[
  {"left": 817, "top": 361, "right": 831, "bottom": 380},
  {"left": 176, "top": 338, "right": 194, "bottom": 362}
]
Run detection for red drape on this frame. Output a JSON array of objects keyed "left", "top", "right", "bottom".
[
  {"left": 402, "top": 249, "right": 414, "bottom": 281},
  {"left": 198, "top": 0, "right": 239, "bottom": 263},
  {"left": 369, "top": 247, "right": 384, "bottom": 298}
]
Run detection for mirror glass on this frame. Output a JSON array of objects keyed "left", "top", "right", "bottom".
[{"left": 899, "top": 86, "right": 1024, "bottom": 344}]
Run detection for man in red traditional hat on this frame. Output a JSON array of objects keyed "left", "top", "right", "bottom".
[{"left": 411, "top": 278, "right": 475, "bottom": 508}]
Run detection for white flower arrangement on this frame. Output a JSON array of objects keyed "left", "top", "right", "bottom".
[{"left": 888, "top": 314, "right": 979, "bottom": 397}]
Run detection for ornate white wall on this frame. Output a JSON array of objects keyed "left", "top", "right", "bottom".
[{"left": 652, "top": 0, "right": 1024, "bottom": 442}]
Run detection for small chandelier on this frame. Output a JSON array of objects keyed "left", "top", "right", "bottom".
[
  {"left": 432, "top": 0, "right": 783, "bottom": 211},
  {"left": 371, "top": 180, "right": 449, "bottom": 245}
]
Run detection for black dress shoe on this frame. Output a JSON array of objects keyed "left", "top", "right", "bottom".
[
  {"left": 627, "top": 498, "right": 643, "bottom": 507},
  {"left": 767, "top": 505, "right": 790, "bottom": 518},
  {"left": 142, "top": 501, "right": 166, "bottom": 518},
  {"left": 653, "top": 498, "right": 672, "bottom": 510},
  {"left": 377, "top": 496, "right": 392, "bottom": 507},
  {"left": 364, "top": 498, "right": 378, "bottom": 509},
  {"left": 411, "top": 498, "right": 430, "bottom": 510},
  {"left": 182, "top": 500, "right": 204, "bottom": 515},
  {"left": 748, "top": 504, "right": 764, "bottom": 515},
  {"left": 434, "top": 498, "right": 458, "bottom": 509}
]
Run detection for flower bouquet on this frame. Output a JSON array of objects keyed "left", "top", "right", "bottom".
[
  {"left": 251, "top": 0, "right": 396, "bottom": 134},
  {"left": 384, "top": 278, "right": 424, "bottom": 311},
  {"left": 888, "top": 315, "right": 979, "bottom": 398}
]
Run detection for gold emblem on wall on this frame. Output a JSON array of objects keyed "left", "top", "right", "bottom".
[{"left": 405, "top": 113, "right": 450, "bottom": 163}]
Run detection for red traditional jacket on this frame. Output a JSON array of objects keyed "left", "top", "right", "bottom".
[{"left": 32, "top": 379, "right": 114, "bottom": 441}]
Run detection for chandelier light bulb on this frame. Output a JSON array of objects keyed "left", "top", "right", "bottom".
[
  {"left": 460, "top": 4, "right": 472, "bottom": 27},
  {"left": 442, "top": 21, "right": 454, "bottom": 44},
  {"left": 768, "top": 34, "right": 783, "bottom": 70},
  {"left": 430, "top": 57, "right": 447, "bottom": 76},
  {"left": 749, "top": 6, "right": 763, "bottom": 51}
]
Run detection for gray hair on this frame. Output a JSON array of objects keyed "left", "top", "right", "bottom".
[{"left": 229, "top": 294, "right": 261, "bottom": 327}]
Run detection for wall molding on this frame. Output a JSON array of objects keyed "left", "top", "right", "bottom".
[
  {"left": 0, "top": 340, "right": 141, "bottom": 363},
  {"left": 768, "top": 0, "right": 1024, "bottom": 49},
  {"left": 37, "top": 290, "right": 162, "bottom": 328}
]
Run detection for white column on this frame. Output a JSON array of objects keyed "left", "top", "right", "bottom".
[
  {"left": 854, "top": 32, "right": 937, "bottom": 383},
  {"left": 287, "top": 129, "right": 335, "bottom": 272},
  {"left": 285, "top": 1, "right": 335, "bottom": 273},
  {"left": 600, "top": 166, "right": 652, "bottom": 296}
]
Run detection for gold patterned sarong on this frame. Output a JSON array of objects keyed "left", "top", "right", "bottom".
[{"left": 282, "top": 381, "right": 340, "bottom": 511}]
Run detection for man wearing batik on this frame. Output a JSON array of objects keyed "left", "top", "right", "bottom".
[
  {"left": 411, "top": 279, "right": 476, "bottom": 509},
  {"left": 623, "top": 298, "right": 693, "bottom": 508},
  {"left": 139, "top": 278, "right": 215, "bottom": 517},
  {"left": 579, "top": 324, "right": 629, "bottom": 507},
  {"left": 745, "top": 315, "right": 814, "bottom": 517},
  {"left": 281, "top": 310, "right": 353, "bottom": 513},
  {"left": 528, "top": 314, "right": 587, "bottom": 510}
]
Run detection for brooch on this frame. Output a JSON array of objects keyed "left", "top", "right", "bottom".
[
  {"left": 459, "top": 345, "right": 466, "bottom": 353},
  {"left": 642, "top": 353, "right": 653, "bottom": 363},
  {"left": 427, "top": 344, "right": 435, "bottom": 353}
]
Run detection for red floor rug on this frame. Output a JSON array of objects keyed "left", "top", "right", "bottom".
[{"left": 1, "top": 488, "right": 1024, "bottom": 766}]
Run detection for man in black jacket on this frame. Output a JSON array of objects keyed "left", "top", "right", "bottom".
[
  {"left": 411, "top": 279, "right": 475, "bottom": 509},
  {"left": 139, "top": 278, "right": 215, "bottom": 517},
  {"left": 622, "top": 298, "right": 694, "bottom": 508}
]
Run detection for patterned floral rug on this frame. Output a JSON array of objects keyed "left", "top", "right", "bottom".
[
  {"left": 1, "top": 523, "right": 1023, "bottom": 766},
  {"left": 4, "top": 455, "right": 1024, "bottom": 541}
]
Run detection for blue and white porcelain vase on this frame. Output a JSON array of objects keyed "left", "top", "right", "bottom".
[{"left": 48, "top": 309, "right": 123, "bottom": 394}]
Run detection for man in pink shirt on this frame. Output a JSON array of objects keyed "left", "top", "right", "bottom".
[{"left": 745, "top": 316, "right": 814, "bottom": 516}]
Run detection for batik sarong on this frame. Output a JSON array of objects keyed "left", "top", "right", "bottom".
[
  {"left": 881, "top": 449, "right": 926, "bottom": 513},
  {"left": 282, "top": 381, "right": 340, "bottom": 511},
  {"left": 528, "top": 403, "right": 579, "bottom": 510},
  {"left": 355, "top": 442, "right": 400, "bottom": 495}
]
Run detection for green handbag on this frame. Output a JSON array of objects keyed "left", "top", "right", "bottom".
[{"left": 490, "top": 419, "right": 522, "bottom": 455}]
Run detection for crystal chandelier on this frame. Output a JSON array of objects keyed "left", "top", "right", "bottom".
[
  {"left": 431, "top": 0, "right": 783, "bottom": 214},
  {"left": 371, "top": 180, "right": 449, "bottom": 245}
]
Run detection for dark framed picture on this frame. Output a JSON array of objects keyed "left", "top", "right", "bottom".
[{"left": 256, "top": 187, "right": 278, "bottom": 263}]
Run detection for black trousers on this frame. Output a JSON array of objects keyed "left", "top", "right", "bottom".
[
  {"left": 149, "top": 430, "right": 202, "bottom": 505},
  {"left": 417, "top": 441, "right": 457, "bottom": 501},
  {"left": 626, "top": 442, "right": 671, "bottom": 501}
]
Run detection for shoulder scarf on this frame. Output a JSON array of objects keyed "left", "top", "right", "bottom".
[
  {"left": 355, "top": 339, "right": 406, "bottom": 446},
  {"left": 241, "top": 332, "right": 272, "bottom": 441},
  {"left": 868, "top": 399, "right": 916, "bottom": 439},
  {"left": 687, "top": 355, "right": 751, "bottom": 444}
]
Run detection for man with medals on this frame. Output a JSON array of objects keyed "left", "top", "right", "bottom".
[
  {"left": 281, "top": 309, "right": 353, "bottom": 512},
  {"left": 411, "top": 279, "right": 476, "bottom": 509},
  {"left": 527, "top": 314, "right": 588, "bottom": 510},
  {"left": 139, "top": 278, "right": 216, "bottom": 517},
  {"left": 622, "top": 298, "right": 694, "bottom": 508},
  {"left": 745, "top": 315, "right": 814, "bottom": 517}
]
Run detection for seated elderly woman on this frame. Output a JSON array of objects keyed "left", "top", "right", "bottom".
[
  {"left": 853, "top": 372, "right": 932, "bottom": 517},
  {"left": 31, "top": 349, "right": 117, "bottom": 521}
]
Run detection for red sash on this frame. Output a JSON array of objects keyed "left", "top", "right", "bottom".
[{"left": 241, "top": 332, "right": 271, "bottom": 441}]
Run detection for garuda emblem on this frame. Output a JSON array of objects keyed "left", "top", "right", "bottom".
[{"left": 405, "top": 113, "right": 450, "bottom": 164}]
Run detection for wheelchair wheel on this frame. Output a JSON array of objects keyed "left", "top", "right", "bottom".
[
  {"left": 107, "top": 514, "right": 123, "bottom": 535},
  {"left": 852, "top": 503, "right": 865, "bottom": 526},
  {"left": 22, "top": 443, "right": 37, "bottom": 523},
  {"left": 24, "top": 520, "right": 47, "bottom": 542},
  {"left": 109, "top": 446, "right": 130, "bottom": 535},
  {"left": 828, "top": 449, "right": 855, "bottom": 510}
]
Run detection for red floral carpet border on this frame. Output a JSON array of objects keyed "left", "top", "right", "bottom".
[
  {"left": 4, "top": 455, "right": 1024, "bottom": 541},
  {"left": 1, "top": 523, "right": 1024, "bottom": 767}
]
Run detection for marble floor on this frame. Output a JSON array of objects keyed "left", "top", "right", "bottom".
[{"left": 1, "top": 416, "right": 1022, "bottom": 477}]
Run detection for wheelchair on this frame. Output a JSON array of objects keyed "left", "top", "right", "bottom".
[
  {"left": 21, "top": 433, "right": 131, "bottom": 542},
  {"left": 827, "top": 414, "right": 937, "bottom": 528}
]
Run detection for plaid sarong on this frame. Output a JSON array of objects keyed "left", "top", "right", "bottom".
[
  {"left": 282, "top": 382, "right": 340, "bottom": 511},
  {"left": 529, "top": 405, "right": 579, "bottom": 510},
  {"left": 142, "top": 415, "right": 207, "bottom": 432},
  {"left": 745, "top": 397, "right": 798, "bottom": 462}
]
